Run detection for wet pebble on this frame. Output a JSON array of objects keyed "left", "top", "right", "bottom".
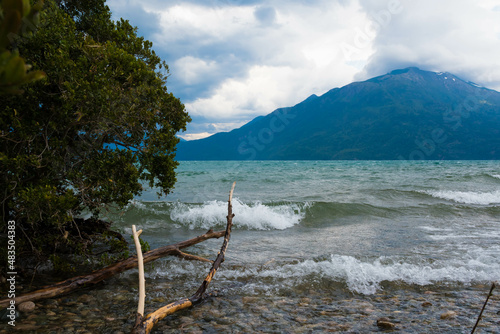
[
  {"left": 377, "top": 317, "right": 396, "bottom": 329},
  {"left": 87, "top": 320, "right": 104, "bottom": 328},
  {"left": 9, "top": 277, "right": 499, "bottom": 333},
  {"left": 44, "top": 300, "right": 58, "bottom": 309},
  {"left": 362, "top": 308, "right": 375, "bottom": 314},
  {"left": 77, "top": 294, "right": 93, "bottom": 303},
  {"left": 18, "top": 301, "right": 36, "bottom": 313},
  {"left": 179, "top": 316, "right": 195, "bottom": 326},
  {"left": 294, "top": 316, "right": 308, "bottom": 323},
  {"left": 242, "top": 296, "right": 258, "bottom": 304},
  {"left": 151, "top": 297, "right": 166, "bottom": 303},
  {"left": 440, "top": 310, "right": 457, "bottom": 320},
  {"left": 113, "top": 294, "right": 128, "bottom": 302},
  {"left": 10, "top": 323, "right": 41, "bottom": 331},
  {"left": 80, "top": 309, "right": 90, "bottom": 317}
]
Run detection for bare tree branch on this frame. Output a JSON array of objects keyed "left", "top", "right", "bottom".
[
  {"left": 0, "top": 229, "right": 226, "bottom": 308},
  {"left": 132, "top": 182, "right": 236, "bottom": 334}
]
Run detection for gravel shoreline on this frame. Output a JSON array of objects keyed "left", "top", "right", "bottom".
[{"left": 2, "top": 279, "right": 498, "bottom": 333}]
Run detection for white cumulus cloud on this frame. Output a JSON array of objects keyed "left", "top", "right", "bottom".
[
  {"left": 356, "top": 0, "right": 500, "bottom": 88},
  {"left": 107, "top": 0, "right": 500, "bottom": 140}
]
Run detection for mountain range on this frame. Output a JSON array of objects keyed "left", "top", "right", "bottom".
[{"left": 176, "top": 67, "right": 500, "bottom": 160}]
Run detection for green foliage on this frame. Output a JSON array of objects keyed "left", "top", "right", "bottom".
[
  {"left": 0, "top": 0, "right": 190, "bottom": 263},
  {"left": 92, "top": 230, "right": 129, "bottom": 266},
  {"left": 130, "top": 233, "right": 150, "bottom": 253},
  {"left": 140, "top": 237, "right": 150, "bottom": 253},
  {"left": 49, "top": 253, "right": 76, "bottom": 274},
  {"left": 0, "top": 0, "right": 46, "bottom": 94}
]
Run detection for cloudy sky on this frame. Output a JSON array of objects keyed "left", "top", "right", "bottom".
[{"left": 106, "top": 0, "right": 500, "bottom": 140}]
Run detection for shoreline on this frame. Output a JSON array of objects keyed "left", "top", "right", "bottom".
[{"left": 1, "top": 275, "right": 498, "bottom": 333}]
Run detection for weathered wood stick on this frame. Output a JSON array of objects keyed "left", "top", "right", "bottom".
[
  {"left": 132, "top": 182, "right": 236, "bottom": 334},
  {"left": 0, "top": 229, "right": 226, "bottom": 308},
  {"left": 132, "top": 225, "right": 146, "bottom": 327},
  {"left": 471, "top": 281, "right": 497, "bottom": 334},
  {"left": 171, "top": 249, "right": 213, "bottom": 263}
]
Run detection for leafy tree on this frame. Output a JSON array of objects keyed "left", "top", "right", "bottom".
[
  {"left": 0, "top": 0, "right": 190, "bottom": 263},
  {"left": 0, "top": 0, "right": 46, "bottom": 94}
]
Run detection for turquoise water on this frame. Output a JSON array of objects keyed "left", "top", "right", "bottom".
[
  {"left": 15, "top": 161, "right": 499, "bottom": 333},
  {"left": 94, "top": 160, "right": 500, "bottom": 332},
  {"left": 111, "top": 160, "right": 500, "bottom": 294}
]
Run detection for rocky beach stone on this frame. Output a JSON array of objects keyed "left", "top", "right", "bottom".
[
  {"left": 242, "top": 296, "right": 258, "bottom": 304},
  {"left": 10, "top": 323, "right": 40, "bottom": 331},
  {"left": 18, "top": 301, "right": 36, "bottom": 312},
  {"left": 77, "top": 294, "right": 93, "bottom": 303},
  {"left": 440, "top": 310, "right": 457, "bottom": 320},
  {"left": 377, "top": 317, "right": 396, "bottom": 329},
  {"left": 113, "top": 294, "right": 128, "bottom": 302},
  {"left": 9, "top": 272, "right": 499, "bottom": 333},
  {"left": 44, "top": 299, "right": 59, "bottom": 309}
]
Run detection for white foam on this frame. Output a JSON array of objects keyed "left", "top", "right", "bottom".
[
  {"left": 221, "top": 254, "right": 500, "bottom": 295},
  {"left": 125, "top": 199, "right": 168, "bottom": 215},
  {"left": 425, "top": 190, "right": 500, "bottom": 205},
  {"left": 492, "top": 174, "right": 500, "bottom": 180},
  {"left": 148, "top": 249, "right": 500, "bottom": 295},
  {"left": 146, "top": 260, "right": 204, "bottom": 280},
  {"left": 419, "top": 226, "right": 453, "bottom": 232},
  {"left": 428, "top": 234, "right": 472, "bottom": 241},
  {"left": 170, "top": 198, "right": 306, "bottom": 230},
  {"left": 126, "top": 199, "right": 147, "bottom": 210}
]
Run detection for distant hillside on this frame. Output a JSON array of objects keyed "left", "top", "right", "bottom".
[{"left": 176, "top": 67, "right": 500, "bottom": 160}]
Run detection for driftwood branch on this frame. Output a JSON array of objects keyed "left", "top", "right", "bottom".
[
  {"left": 132, "top": 182, "right": 237, "bottom": 334},
  {"left": 132, "top": 225, "right": 146, "bottom": 327},
  {"left": 171, "top": 249, "right": 213, "bottom": 263},
  {"left": 0, "top": 229, "right": 226, "bottom": 308},
  {"left": 471, "top": 281, "right": 497, "bottom": 334}
]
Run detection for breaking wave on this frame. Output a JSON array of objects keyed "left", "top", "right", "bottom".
[
  {"left": 425, "top": 190, "right": 500, "bottom": 205},
  {"left": 149, "top": 252, "right": 500, "bottom": 296},
  {"left": 170, "top": 199, "right": 307, "bottom": 230}
]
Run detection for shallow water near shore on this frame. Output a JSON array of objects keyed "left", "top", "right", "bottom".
[
  {"left": 4, "top": 279, "right": 499, "bottom": 333},
  {"left": 3, "top": 160, "right": 500, "bottom": 333}
]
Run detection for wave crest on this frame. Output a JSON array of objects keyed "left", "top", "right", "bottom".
[
  {"left": 425, "top": 190, "right": 500, "bottom": 205},
  {"left": 170, "top": 199, "right": 307, "bottom": 230},
  {"left": 216, "top": 254, "right": 500, "bottom": 295}
]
